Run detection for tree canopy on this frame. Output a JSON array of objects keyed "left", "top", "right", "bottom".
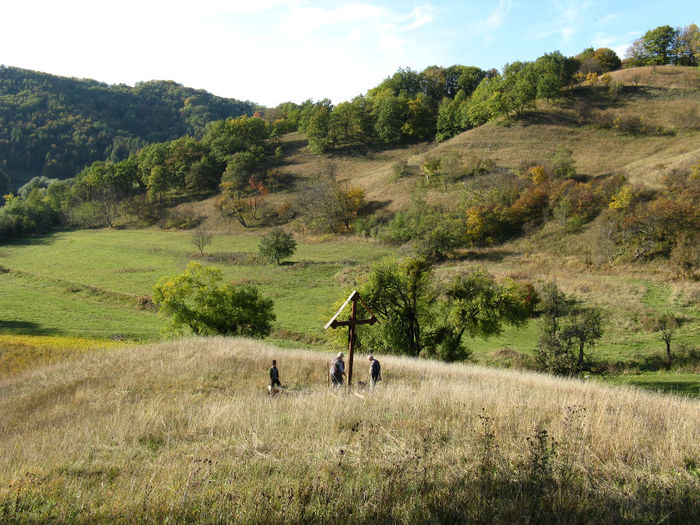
[
  {"left": 152, "top": 262, "right": 275, "bottom": 337},
  {"left": 357, "top": 258, "right": 535, "bottom": 361}
]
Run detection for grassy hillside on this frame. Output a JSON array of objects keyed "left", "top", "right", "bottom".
[
  {"left": 0, "top": 229, "right": 394, "bottom": 343},
  {"left": 1, "top": 338, "right": 698, "bottom": 523},
  {"left": 289, "top": 66, "right": 699, "bottom": 211},
  {"left": 0, "top": 67, "right": 697, "bottom": 396},
  {"left": 1, "top": 228, "right": 697, "bottom": 372}
]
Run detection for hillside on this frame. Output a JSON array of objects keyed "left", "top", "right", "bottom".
[
  {"left": 0, "top": 66, "right": 255, "bottom": 190},
  {"left": 0, "top": 67, "right": 698, "bottom": 396},
  {"left": 1, "top": 337, "right": 699, "bottom": 523},
  {"left": 286, "top": 66, "right": 700, "bottom": 209}
]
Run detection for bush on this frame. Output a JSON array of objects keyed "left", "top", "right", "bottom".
[
  {"left": 160, "top": 207, "right": 201, "bottom": 229},
  {"left": 670, "top": 233, "right": 699, "bottom": 280},
  {"left": 152, "top": 262, "right": 275, "bottom": 337},
  {"left": 390, "top": 160, "right": 416, "bottom": 180},
  {"left": 258, "top": 229, "right": 297, "bottom": 265}
]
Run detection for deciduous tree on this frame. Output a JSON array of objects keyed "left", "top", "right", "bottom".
[
  {"left": 153, "top": 262, "right": 275, "bottom": 337},
  {"left": 258, "top": 228, "right": 297, "bottom": 265},
  {"left": 535, "top": 282, "right": 603, "bottom": 375}
]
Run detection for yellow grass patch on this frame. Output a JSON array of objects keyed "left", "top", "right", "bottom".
[{"left": 0, "top": 334, "right": 128, "bottom": 378}]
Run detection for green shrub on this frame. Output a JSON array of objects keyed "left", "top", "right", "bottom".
[
  {"left": 153, "top": 262, "right": 275, "bottom": 337},
  {"left": 258, "top": 229, "right": 297, "bottom": 265}
]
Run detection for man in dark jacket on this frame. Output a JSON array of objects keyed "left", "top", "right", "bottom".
[
  {"left": 270, "top": 360, "right": 281, "bottom": 389},
  {"left": 330, "top": 352, "right": 345, "bottom": 387},
  {"left": 368, "top": 355, "right": 381, "bottom": 387}
]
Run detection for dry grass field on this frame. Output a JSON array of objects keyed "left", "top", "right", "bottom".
[{"left": 2, "top": 337, "right": 699, "bottom": 523}]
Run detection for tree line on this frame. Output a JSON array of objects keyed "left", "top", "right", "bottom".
[
  {"left": 0, "top": 115, "right": 283, "bottom": 239},
  {"left": 263, "top": 24, "right": 698, "bottom": 150},
  {"left": 1, "top": 22, "right": 697, "bottom": 196}
]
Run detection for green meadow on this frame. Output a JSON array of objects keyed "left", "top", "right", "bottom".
[
  {"left": 1, "top": 228, "right": 698, "bottom": 395},
  {"left": 0, "top": 229, "right": 394, "bottom": 342}
]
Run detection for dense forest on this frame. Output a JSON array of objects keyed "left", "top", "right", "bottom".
[{"left": 0, "top": 66, "right": 255, "bottom": 189}]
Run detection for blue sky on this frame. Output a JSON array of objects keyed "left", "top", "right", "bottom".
[{"left": 2, "top": 1, "right": 698, "bottom": 106}]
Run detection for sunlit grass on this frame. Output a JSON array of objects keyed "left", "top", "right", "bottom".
[
  {"left": 0, "top": 334, "right": 128, "bottom": 377},
  {"left": 1, "top": 338, "right": 698, "bottom": 523}
]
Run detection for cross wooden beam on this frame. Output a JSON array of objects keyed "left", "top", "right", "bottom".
[{"left": 324, "top": 290, "right": 377, "bottom": 390}]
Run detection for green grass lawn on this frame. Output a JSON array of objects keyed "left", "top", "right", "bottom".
[{"left": 0, "top": 229, "right": 393, "bottom": 342}]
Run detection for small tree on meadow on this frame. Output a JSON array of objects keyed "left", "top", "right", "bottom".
[
  {"left": 192, "top": 225, "right": 212, "bottom": 255},
  {"left": 258, "top": 228, "right": 297, "bottom": 265},
  {"left": 656, "top": 314, "right": 679, "bottom": 367},
  {"left": 535, "top": 282, "right": 603, "bottom": 375}
]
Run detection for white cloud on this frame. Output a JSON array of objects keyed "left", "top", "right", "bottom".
[
  {"left": 595, "top": 13, "right": 619, "bottom": 27},
  {"left": 469, "top": 0, "right": 512, "bottom": 40},
  {"left": 487, "top": 0, "right": 511, "bottom": 29},
  {"left": 402, "top": 5, "right": 436, "bottom": 31},
  {"left": 531, "top": 0, "right": 595, "bottom": 41}
]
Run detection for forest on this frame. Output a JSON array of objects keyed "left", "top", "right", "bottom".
[{"left": 0, "top": 66, "right": 255, "bottom": 189}]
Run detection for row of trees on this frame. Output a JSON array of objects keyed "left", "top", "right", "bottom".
[
  {"left": 339, "top": 257, "right": 602, "bottom": 374},
  {"left": 283, "top": 23, "right": 697, "bottom": 149},
  {"left": 270, "top": 47, "right": 624, "bottom": 150},
  {"left": 624, "top": 24, "right": 700, "bottom": 67},
  {"left": 0, "top": 22, "right": 693, "bottom": 196},
  {"left": 154, "top": 256, "right": 603, "bottom": 375},
  {"left": 0, "top": 115, "right": 281, "bottom": 239}
]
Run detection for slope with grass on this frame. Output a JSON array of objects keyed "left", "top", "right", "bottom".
[
  {"left": 334, "top": 66, "right": 700, "bottom": 209},
  {"left": 1, "top": 337, "right": 699, "bottom": 523},
  {"left": 1, "top": 67, "right": 698, "bottom": 396}
]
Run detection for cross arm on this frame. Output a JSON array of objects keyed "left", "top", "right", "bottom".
[{"left": 329, "top": 316, "right": 377, "bottom": 328}]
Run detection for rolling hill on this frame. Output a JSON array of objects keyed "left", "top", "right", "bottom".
[
  {"left": 0, "top": 66, "right": 697, "bottom": 396},
  {"left": 0, "top": 66, "right": 256, "bottom": 190},
  {"left": 288, "top": 66, "right": 699, "bottom": 210},
  {"left": 1, "top": 337, "right": 698, "bottom": 523}
]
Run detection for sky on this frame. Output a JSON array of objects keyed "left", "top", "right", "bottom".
[{"left": 2, "top": 0, "right": 698, "bottom": 107}]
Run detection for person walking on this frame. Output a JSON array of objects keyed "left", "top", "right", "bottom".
[
  {"left": 368, "top": 355, "right": 381, "bottom": 387},
  {"left": 330, "top": 352, "right": 345, "bottom": 387},
  {"left": 269, "top": 359, "right": 281, "bottom": 390}
]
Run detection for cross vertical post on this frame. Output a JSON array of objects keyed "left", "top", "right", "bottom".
[{"left": 347, "top": 296, "right": 357, "bottom": 391}]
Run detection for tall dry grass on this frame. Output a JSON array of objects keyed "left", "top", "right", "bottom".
[{"left": 1, "top": 337, "right": 699, "bottom": 523}]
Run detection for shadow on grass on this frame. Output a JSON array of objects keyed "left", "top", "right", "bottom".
[
  {"left": 625, "top": 379, "right": 700, "bottom": 397},
  {"left": 455, "top": 249, "right": 517, "bottom": 263},
  {"left": 627, "top": 346, "right": 700, "bottom": 373},
  {"left": 1, "top": 232, "right": 58, "bottom": 247},
  {"left": 0, "top": 320, "right": 56, "bottom": 336}
]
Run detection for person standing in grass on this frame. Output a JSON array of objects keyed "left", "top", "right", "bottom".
[
  {"left": 270, "top": 360, "right": 281, "bottom": 390},
  {"left": 368, "top": 355, "right": 381, "bottom": 387},
  {"left": 330, "top": 352, "right": 345, "bottom": 387}
]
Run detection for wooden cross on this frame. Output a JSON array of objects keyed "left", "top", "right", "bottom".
[{"left": 324, "top": 290, "right": 377, "bottom": 390}]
